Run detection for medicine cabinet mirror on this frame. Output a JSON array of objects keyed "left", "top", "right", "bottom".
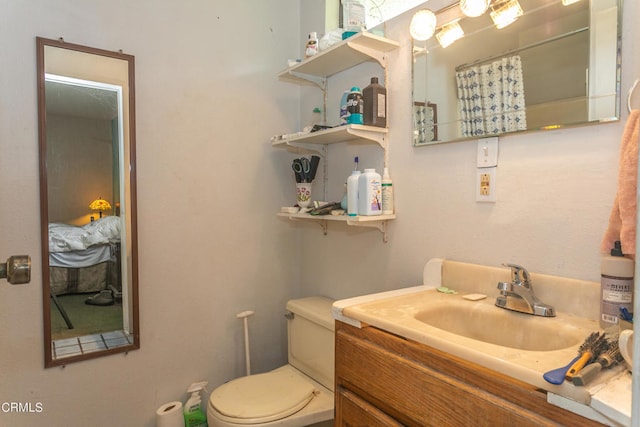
[
  {"left": 412, "top": 0, "right": 621, "bottom": 145},
  {"left": 37, "top": 37, "right": 139, "bottom": 367}
]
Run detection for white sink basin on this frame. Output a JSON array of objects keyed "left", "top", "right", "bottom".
[
  {"left": 414, "top": 299, "right": 583, "bottom": 351},
  {"left": 337, "top": 287, "right": 601, "bottom": 404}
]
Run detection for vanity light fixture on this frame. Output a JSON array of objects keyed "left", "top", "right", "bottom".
[
  {"left": 561, "top": 0, "right": 581, "bottom": 5},
  {"left": 460, "top": 0, "right": 491, "bottom": 17},
  {"left": 490, "top": 0, "right": 524, "bottom": 29},
  {"left": 410, "top": 9, "right": 437, "bottom": 41},
  {"left": 89, "top": 197, "right": 112, "bottom": 218},
  {"left": 436, "top": 20, "right": 465, "bottom": 48}
]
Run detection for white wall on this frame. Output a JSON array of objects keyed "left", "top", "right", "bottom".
[
  {"left": 300, "top": 1, "right": 640, "bottom": 301},
  {"left": 0, "top": 0, "right": 639, "bottom": 426},
  {"left": 0, "top": 1, "right": 300, "bottom": 426}
]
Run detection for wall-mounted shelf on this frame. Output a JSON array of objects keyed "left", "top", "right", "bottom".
[
  {"left": 277, "top": 212, "right": 395, "bottom": 243},
  {"left": 274, "top": 31, "right": 398, "bottom": 243},
  {"left": 272, "top": 124, "right": 388, "bottom": 155},
  {"left": 278, "top": 32, "right": 400, "bottom": 88}
]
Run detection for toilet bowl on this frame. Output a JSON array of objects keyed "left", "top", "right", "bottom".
[{"left": 207, "top": 297, "right": 335, "bottom": 427}]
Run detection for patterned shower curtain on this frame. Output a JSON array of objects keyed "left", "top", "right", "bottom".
[{"left": 455, "top": 55, "right": 527, "bottom": 137}]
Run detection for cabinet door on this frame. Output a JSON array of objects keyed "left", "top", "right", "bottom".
[{"left": 336, "top": 388, "right": 404, "bottom": 427}]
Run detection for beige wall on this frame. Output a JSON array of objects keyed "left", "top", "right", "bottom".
[
  {"left": 0, "top": 1, "right": 300, "bottom": 426},
  {"left": 0, "top": 0, "right": 639, "bottom": 426}
]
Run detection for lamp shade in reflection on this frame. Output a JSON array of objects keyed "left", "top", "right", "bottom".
[
  {"left": 490, "top": 0, "right": 524, "bottom": 29},
  {"left": 410, "top": 9, "right": 437, "bottom": 41},
  {"left": 436, "top": 21, "right": 464, "bottom": 48},
  {"left": 89, "top": 198, "right": 112, "bottom": 218}
]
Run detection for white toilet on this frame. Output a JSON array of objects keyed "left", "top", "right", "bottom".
[{"left": 207, "top": 296, "right": 335, "bottom": 427}]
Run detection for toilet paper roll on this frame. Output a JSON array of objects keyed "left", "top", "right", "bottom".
[{"left": 156, "top": 401, "right": 183, "bottom": 427}]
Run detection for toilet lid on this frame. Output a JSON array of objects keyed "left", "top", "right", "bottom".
[{"left": 210, "top": 370, "right": 317, "bottom": 424}]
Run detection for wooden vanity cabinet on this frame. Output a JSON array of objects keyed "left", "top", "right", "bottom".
[{"left": 334, "top": 320, "right": 604, "bottom": 427}]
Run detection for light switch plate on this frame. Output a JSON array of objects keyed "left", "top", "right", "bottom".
[{"left": 477, "top": 137, "right": 498, "bottom": 168}]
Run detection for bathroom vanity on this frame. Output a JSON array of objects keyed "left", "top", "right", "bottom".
[
  {"left": 333, "top": 259, "right": 630, "bottom": 426},
  {"left": 334, "top": 320, "right": 603, "bottom": 426}
]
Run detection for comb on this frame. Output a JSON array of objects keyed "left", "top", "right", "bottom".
[{"left": 565, "top": 332, "right": 609, "bottom": 381}]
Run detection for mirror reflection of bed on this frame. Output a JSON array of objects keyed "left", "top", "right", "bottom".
[
  {"left": 49, "top": 217, "right": 123, "bottom": 340},
  {"left": 38, "top": 37, "right": 139, "bottom": 366}
]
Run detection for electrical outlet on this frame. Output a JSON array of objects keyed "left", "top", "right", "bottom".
[{"left": 476, "top": 167, "right": 496, "bottom": 203}]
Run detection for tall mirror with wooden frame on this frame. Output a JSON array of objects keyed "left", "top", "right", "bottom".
[{"left": 36, "top": 37, "right": 139, "bottom": 367}]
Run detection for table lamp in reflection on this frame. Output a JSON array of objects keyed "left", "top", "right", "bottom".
[{"left": 89, "top": 197, "right": 111, "bottom": 221}]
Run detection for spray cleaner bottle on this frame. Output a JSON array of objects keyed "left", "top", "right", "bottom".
[{"left": 184, "top": 381, "right": 208, "bottom": 427}]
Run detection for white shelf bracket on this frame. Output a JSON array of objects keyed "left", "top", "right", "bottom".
[
  {"left": 346, "top": 42, "right": 388, "bottom": 69},
  {"left": 347, "top": 127, "right": 387, "bottom": 149},
  {"left": 287, "top": 72, "right": 326, "bottom": 90},
  {"left": 346, "top": 219, "right": 389, "bottom": 243}
]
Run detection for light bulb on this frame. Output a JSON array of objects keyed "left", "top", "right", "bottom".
[
  {"left": 460, "top": 0, "right": 490, "bottom": 17},
  {"left": 410, "top": 9, "right": 437, "bottom": 41}
]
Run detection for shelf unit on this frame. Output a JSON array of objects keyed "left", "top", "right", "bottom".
[
  {"left": 277, "top": 212, "right": 396, "bottom": 243},
  {"left": 274, "top": 31, "right": 399, "bottom": 242},
  {"left": 272, "top": 124, "right": 388, "bottom": 154},
  {"left": 278, "top": 32, "right": 400, "bottom": 89}
]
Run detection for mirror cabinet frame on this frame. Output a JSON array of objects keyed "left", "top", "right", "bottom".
[{"left": 36, "top": 37, "right": 139, "bottom": 367}]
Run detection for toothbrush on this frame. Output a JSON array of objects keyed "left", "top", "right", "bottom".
[{"left": 354, "top": 156, "right": 359, "bottom": 171}]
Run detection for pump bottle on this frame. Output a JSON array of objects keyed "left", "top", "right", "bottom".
[{"left": 600, "top": 241, "right": 634, "bottom": 328}]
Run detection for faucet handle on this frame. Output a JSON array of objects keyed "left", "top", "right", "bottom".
[{"left": 503, "top": 263, "right": 531, "bottom": 287}]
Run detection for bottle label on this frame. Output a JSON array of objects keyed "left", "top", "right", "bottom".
[
  {"left": 377, "top": 93, "right": 386, "bottom": 118},
  {"left": 382, "top": 183, "right": 393, "bottom": 213},
  {"left": 600, "top": 275, "right": 633, "bottom": 324},
  {"left": 369, "top": 178, "right": 381, "bottom": 211}
]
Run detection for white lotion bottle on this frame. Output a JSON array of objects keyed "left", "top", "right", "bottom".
[
  {"left": 347, "top": 171, "right": 361, "bottom": 216},
  {"left": 358, "top": 168, "right": 382, "bottom": 216},
  {"left": 381, "top": 167, "right": 394, "bottom": 215},
  {"left": 600, "top": 241, "right": 634, "bottom": 328}
]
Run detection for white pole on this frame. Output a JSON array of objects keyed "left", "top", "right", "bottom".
[{"left": 236, "top": 310, "right": 255, "bottom": 376}]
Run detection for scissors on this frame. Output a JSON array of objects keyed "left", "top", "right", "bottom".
[{"left": 292, "top": 157, "right": 311, "bottom": 182}]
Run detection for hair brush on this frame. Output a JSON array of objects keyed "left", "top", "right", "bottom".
[
  {"left": 572, "top": 343, "right": 623, "bottom": 386},
  {"left": 564, "top": 332, "right": 609, "bottom": 381}
]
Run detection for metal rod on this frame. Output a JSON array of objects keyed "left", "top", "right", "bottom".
[
  {"left": 236, "top": 310, "right": 255, "bottom": 376},
  {"left": 455, "top": 27, "right": 589, "bottom": 72}
]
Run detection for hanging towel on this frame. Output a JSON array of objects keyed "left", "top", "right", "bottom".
[{"left": 601, "top": 110, "right": 640, "bottom": 255}]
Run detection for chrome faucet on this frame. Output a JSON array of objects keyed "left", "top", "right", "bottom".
[{"left": 495, "top": 263, "right": 555, "bottom": 317}]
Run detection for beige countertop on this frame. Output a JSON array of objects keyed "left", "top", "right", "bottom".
[{"left": 332, "top": 259, "right": 631, "bottom": 426}]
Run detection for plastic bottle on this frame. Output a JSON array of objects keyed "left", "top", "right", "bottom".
[
  {"left": 347, "top": 87, "right": 363, "bottom": 125},
  {"left": 340, "top": 182, "right": 348, "bottom": 210},
  {"left": 358, "top": 168, "right": 382, "bottom": 216},
  {"left": 305, "top": 32, "right": 318, "bottom": 58},
  {"left": 184, "top": 381, "right": 208, "bottom": 427},
  {"left": 600, "top": 241, "right": 634, "bottom": 328},
  {"left": 347, "top": 170, "right": 361, "bottom": 216},
  {"left": 340, "top": 90, "right": 350, "bottom": 125},
  {"left": 381, "top": 167, "right": 393, "bottom": 215},
  {"left": 342, "top": 0, "right": 366, "bottom": 40},
  {"left": 363, "top": 77, "right": 387, "bottom": 127}
]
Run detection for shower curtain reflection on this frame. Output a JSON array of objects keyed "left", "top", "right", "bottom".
[{"left": 456, "top": 54, "right": 527, "bottom": 137}]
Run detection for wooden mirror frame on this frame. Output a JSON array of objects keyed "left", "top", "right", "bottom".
[{"left": 36, "top": 37, "right": 139, "bottom": 367}]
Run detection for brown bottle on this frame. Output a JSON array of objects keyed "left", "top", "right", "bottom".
[{"left": 363, "top": 77, "right": 386, "bottom": 127}]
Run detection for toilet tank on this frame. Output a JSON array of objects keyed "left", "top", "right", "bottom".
[{"left": 286, "top": 297, "right": 335, "bottom": 392}]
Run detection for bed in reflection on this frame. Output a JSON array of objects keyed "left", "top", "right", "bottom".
[{"left": 48, "top": 216, "right": 122, "bottom": 328}]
